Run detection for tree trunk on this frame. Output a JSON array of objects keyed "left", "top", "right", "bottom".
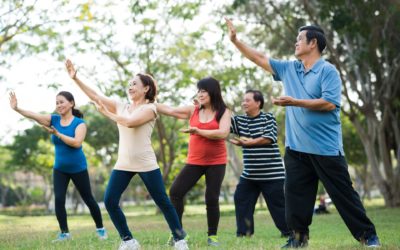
[
  {"left": 353, "top": 117, "right": 400, "bottom": 207},
  {"left": 1, "top": 186, "right": 9, "bottom": 207}
]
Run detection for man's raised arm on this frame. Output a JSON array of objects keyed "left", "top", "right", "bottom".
[{"left": 225, "top": 17, "right": 274, "bottom": 74}]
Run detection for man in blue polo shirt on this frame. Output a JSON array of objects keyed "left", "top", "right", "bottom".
[{"left": 225, "top": 18, "right": 380, "bottom": 248}]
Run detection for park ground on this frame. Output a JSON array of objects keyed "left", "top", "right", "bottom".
[{"left": 1, "top": 199, "right": 399, "bottom": 249}]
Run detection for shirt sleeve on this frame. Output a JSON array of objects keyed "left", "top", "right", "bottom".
[
  {"left": 321, "top": 66, "right": 341, "bottom": 108},
  {"left": 75, "top": 117, "right": 85, "bottom": 126},
  {"left": 230, "top": 115, "right": 239, "bottom": 135},
  {"left": 269, "top": 58, "right": 290, "bottom": 81},
  {"left": 262, "top": 113, "right": 278, "bottom": 143},
  {"left": 50, "top": 114, "right": 59, "bottom": 126}
]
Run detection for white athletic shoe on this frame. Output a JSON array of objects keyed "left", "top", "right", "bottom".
[
  {"left": 118, "top": 238, "right": 140, "bottom": 250},
  {"left": 174, "top": 239, "right": 189, "bottom": 250}
]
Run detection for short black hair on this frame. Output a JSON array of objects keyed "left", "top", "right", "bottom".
[
  {"left": 245, "top": 89, "right": 264, "bottom": 109},
  {"left": 299, "top": 25, "right": 326, "bottom": 53}
]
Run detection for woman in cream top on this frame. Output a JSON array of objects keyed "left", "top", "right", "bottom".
[
  {"left": 114, "top": 102, "right": 158, "bottom": 172},
  {"left": 66, "top": 59, "right": 188, "bottom": 250}
]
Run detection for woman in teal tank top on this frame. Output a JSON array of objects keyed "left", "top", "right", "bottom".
[{"left": 9, "top": 91, "right": 107, "bottom": 242}]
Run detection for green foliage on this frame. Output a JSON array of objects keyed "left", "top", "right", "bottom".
[
  {"left": 29, "top": 187, "right": 45, "bottom": 204},
  {"left": 6, "top": 125, "right": 50, "bottom": 174},
  {"left": 0, "top": 0, "right": 68, "bottom": 65},
  {"left": 169, "top": 1, "right": 202, "bottom": 20},
  {"left": 80, "top": 105, "right": 118, "bottom": 166},
  {"left": 342, "top": 115, "right": 367, "bottom": 166}
]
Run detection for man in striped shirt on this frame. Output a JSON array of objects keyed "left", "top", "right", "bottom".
[{"left": 230, "top": 90, "right": 289, "bottom": 238}]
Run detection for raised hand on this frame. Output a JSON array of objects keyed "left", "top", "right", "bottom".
[
  {"left": 9, "top": 91, "right": 18, "bottom": 110},
  {"left": 65, "top": 59, "right": 78, "bottom": 79},
  {"left": 225, "top": 17, "right": 237, "bottom": 42}
]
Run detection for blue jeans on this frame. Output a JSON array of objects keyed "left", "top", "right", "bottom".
[{"left": 104, "top": 169, "right": 185, "bottom": 241}]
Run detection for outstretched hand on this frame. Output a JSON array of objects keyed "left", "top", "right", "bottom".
[
  {"left": 225, "top": 17, "right": 237, "bottom": 42},
  {"left": 180, "top": 127, "right": 199, "bottom": 134},
  {"left": 65, "top": 59, "right": 78, "bottom": 79},
  {"left": 229, "top": 138, "right": 241, "bottom": 146},
  {"left": 272, "top": 96, "right": 297, "bottom": 107},
  {"left": 93, "top": 99, "right": 109, "bottom": 116},
  {"left": 229, "top": 137, "right": 250, "bottom": 146},
  {"left": 42, "top": 125, "right": 59, "bottom": 137},
  {"left": 9, "top": 91, "right": 18, "bottom": 110}
]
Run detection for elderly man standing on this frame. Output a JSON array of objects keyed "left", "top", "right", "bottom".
[{"left": 230, "top": 90, "right": 290, "bottom": 238}]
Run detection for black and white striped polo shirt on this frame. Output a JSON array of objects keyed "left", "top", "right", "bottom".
[{"left": 231, "top": 112, "right": 285, "bottom": 181}]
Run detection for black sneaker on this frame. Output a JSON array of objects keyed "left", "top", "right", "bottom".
[{"left": 281, "top": 232, "right": 308, "bottom": 248}]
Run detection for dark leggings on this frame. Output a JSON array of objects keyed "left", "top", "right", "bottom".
[
  {"left": 169, "top": 164, "right": 226, "bottom": 236},
  {"left": 53, "top": 169, "right": 103, "bottom": 233},
  {"left": 104, "top": 169, "right": 185, "bottom": 241}
]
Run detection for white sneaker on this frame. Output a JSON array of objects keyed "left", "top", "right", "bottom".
[
  {"left": 174, "top": 239, "right": 189, "bottom": 250},
  {"left": 118, "top": 238, "right": 140, "bottom": 250}
]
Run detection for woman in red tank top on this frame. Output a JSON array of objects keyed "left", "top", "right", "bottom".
[{"left": 156, "top": 77, "right": 231, "bottom": 246}]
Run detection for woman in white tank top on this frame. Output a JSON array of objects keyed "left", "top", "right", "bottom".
[{"left": 65, "top": 59, "right": 188, "bottom": 250}]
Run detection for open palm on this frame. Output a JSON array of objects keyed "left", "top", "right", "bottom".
[
  {"left": 9, "top": 91, "right": 18, "bottom": 110},
  {"left": 65, "top": 59, "right": 77, "bottom": 79},
  {"left": 225, "top": 17, "right": 237, "bottom": 42}
]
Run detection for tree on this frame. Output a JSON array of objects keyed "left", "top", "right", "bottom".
[
  {"left": 0, "top": 0, "right": 68, "bottom": 67},
  {"left": 342, "top": 115, "right": 371, "bottom": 199},
  {"left": 0, "top": 146, "right": 13, "bottom": 206},
  {"left": 6, "top": 126, "right": 53, "bottom": 208}
]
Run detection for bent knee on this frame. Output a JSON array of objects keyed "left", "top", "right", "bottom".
[{"left": 169, "top": 186, "right": 183, "bottom": 199}]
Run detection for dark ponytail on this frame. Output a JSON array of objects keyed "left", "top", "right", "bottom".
[
  {"left": 57, "top": 91, "right": 84, "bottom": 118},
  {"left": 72, "top": 108, "right": 84, "bottom": 118}
]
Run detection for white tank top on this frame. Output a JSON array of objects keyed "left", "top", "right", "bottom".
[{"left": 113, "top": 101, "right": 159, "bottom": 172}]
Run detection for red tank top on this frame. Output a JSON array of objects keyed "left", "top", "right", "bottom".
[{"left": 186, "top": 106, "right": 227, "bottom": 165}]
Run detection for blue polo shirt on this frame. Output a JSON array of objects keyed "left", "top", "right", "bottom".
[
  {"left": 269, "top": 58, "right": 344, "bottom": 156},
  {"left": 51, "top": 114, "right": 87, "bottom": 173}
]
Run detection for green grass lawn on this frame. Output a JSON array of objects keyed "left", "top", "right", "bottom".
[{"left": 0, "top": 201, "right": 399, "bottom": 249}]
